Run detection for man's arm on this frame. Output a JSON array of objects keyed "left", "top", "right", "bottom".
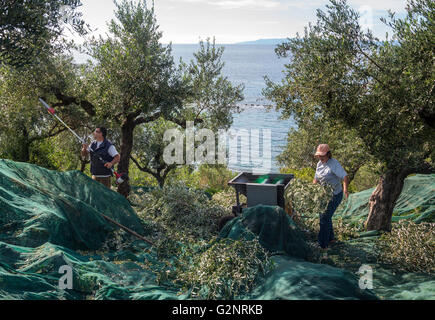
[
  {"left": 104, "top": 145, "right": 120, "bottom": 169},
  {"left": 104, "top": 154, "right": 120, "bottom": 169}
]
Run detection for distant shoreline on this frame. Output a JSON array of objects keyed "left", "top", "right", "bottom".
[{"left": 166, "top": 39, "right": 289, "bottom": 46}]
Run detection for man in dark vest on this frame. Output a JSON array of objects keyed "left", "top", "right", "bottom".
[{"left": 81, "top": 127, "right": 120, "bottom": 189}]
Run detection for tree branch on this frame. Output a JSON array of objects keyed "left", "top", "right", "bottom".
[
  {"left": 50, "top": 87, "right": 96, "bottom": 116},
  {"left": 165, "top": 115, "right": 204, "bottom": 129},
  {"left": 130, "top": 155, "right": 155, "bottom": 175},
  {"left": 134, "top": 111, "right": 162, "bottom": 125},
  {"left": 412, "top": 162, "right": 435, "bottom": 174},
  {"left": 29, "top": 126, "right": 67, "bottom": 143},
  {"left": 355, "top": 42, "right": 385, "bottom": 72}
]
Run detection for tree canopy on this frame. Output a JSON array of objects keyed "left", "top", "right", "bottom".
[
  {"left": 0, "top": 0, "right": 88, "bottom": 67},
  {"left": 81, "top": 0, "right": 243, "bottom": 194},
  {"left": 265, "top": 0, "right": 434, "bottom": 230}
]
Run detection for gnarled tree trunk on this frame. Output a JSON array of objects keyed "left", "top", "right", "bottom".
[
  {"left": 80, "top": 158, "right": 89, "bottom": 172},
  {"left": 365, "top": 170, "right": 409, "bottom": 231},
  {"left": 117, "top": 118, "right": 135, "bottom": 197}
]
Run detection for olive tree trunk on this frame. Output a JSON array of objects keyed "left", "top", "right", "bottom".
[
  {"left": 117, "top": 118, "right": 135, "bottom": 197},
  {"left": 365, "top": 170, "right": 408, "bottom": 231}
]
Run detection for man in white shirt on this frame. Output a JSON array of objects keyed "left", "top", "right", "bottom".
[{"left": 81, "top": 127, "right": 120, "bottom": 189}]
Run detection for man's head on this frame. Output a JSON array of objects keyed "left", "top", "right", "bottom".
[{"left": 93, "top": 127, "right": 107, "bottom": 141}]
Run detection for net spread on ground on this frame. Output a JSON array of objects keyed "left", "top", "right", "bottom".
[{"left": 0, "top": 159, "right": 433, "bottom": 299}]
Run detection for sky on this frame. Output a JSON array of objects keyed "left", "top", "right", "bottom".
[{"left": 72, "top": 0, "right": 408, "bottom": 44}]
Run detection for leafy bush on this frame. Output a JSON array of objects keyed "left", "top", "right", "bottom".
[
  {"left": 131, "top": 182, "right": 229, "bottom": 240},
  {"left": 128, "top": 164, "right": 160, "bottom": 187},
  {"left": 280, "top": 167, "right": 316, "bottom": 182},
  {"left": 333, "top": 218, "right": 362, "bottom": 240},
  {"left": 211, "top": 188, "right": 247, "bottom": 212},
  {"left": 158, "top": 237, "right": 274, "bottom": 299},
  {"left": 349, "top": 163, "right": 380, "bottom": 192},
  {"left": 377, "top": 221, "right": 435, "bottom": 274},
  {"left": 196, "top": 165, "right": 238, "bottom": 194},
  {"left": 168, "top": 164, "right": 237, "bottom": 194}
]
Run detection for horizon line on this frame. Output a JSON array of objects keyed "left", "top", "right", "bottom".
[{"left": 162, "top": 38, "right": 290, "bottom": 45}]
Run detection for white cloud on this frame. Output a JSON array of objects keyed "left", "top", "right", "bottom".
[
  {"left": 284, "top": 0, "right": 323, "bottom": 9},
  {"left": 171, "top": 0, "right": 280, "bottom": 9},
  {"left": 283, "top": 0, "right": 406, "bottom": 13},
  {"left": 348, "top": 0, "right": 406, "bottom": 13}
]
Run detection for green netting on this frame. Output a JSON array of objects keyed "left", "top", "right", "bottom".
[
  {"left": 218, "top": 206, "right": 377, "bottom": 300},
  {"left": 248, "top": 255, "right": 377, "bottom": 300},
  {"left": 0, "top": 241, "right": 182, "bottom": 300},
  {"left": 219, "top": 205, "right": 309, "bottom": 260},
  {"left": 0, "top": 159, "right": 433, "bottom": 300},
  {"left": 335, "top": 174, "right": 435, "bottom": 224},
  {"left": 311, "top": 174, "right": 435, "bottom": 300},
  {"left": 0, "top": 159, "right": 146, "bottom": 250}
]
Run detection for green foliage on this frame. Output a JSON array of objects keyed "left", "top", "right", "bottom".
[
  {"left": 195, "top": 164, "right": 237, "bottom": 194},
  {"left": 349, "top": 163, "right": 381, "bottom": 192},
  {"left": 127, "top": 164, "right": 159, "bottom": 187},
  {"left": 0, "top": 0, "right": 88, "bottom": 67},
  {"left": 0, "top": 66, "right": 45, "bottom": 161},
  {"left": 170, "top": 238, "right": 273, "bottom": 299},
  {"left": 265, "top": 0, "right": 434, "bottom": 175},
  {"left": 277, "top": 121, "right": 376, "bottom": 184},
  {"left": 284, "top": 178, "right": 333, "bottom": 216},
  {"left": 165, "top": 165, "right": 196, "bottom": 188},
  {"left": 280, "top": 167, "right": 315, "bottom": 182},
  {"left": 85, "top": 0, "right": 186, "bottom": 125},
  {"left": 0, "top": 56, "right": 90, "bottom": 165},
  {"left": 130, "top": 183, "right": 272, "bottom": 299},
  {"left": 132, "top": 118, "right": 180, "bottom": 186},
  {"left": 168, "top": 164, "right": 237, "bottom": 194},
  {"left": 36, "top": 130, "right": 90, "bottom": 172},
  {"left": 212, "top": 188, "right": 247, "bottom": 212},
  {"left": 28, "top": 139, "right": 59, "bottom": 170},
  {"left": 377, "top": 221, "right": 435, "bottom": 274},
  {"left": 181, "top": 38, "right": 244, "bottom": 131},
  {"left": 131, "top": 182, "right": 228, "bottom": 240},
  {"left": 284, "top": 177, "right": 362, "bottom": 249}
]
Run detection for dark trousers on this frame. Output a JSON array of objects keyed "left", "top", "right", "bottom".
[
  {"left": 318, "top": 191, "right": 343, "bottom": 249},
  {"left": 92, "top": 175, "right": 112, "bottom": 189}
]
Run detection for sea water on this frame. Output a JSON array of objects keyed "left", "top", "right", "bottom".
[{"left": 172, "top": 44, "right": 296, "bottom": 173}]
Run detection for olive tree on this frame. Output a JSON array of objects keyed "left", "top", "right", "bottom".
[
  {"left": 265, "top": 0, "right": 434, "bottom": 231},
  {"left": 0, "top": 0, "right": 88, "bottom": 67},
  {"left": 0, "top": 55, "right": 92, "bottom": 164},
  {"left": 130, "top": 39, "right": 244, "bottom": 187},
  {"left": 82, "top": 0, "right": 192, "bottom": 196},
  {"left": 85, "top": 1, "right": 243, "bottom": 195},
  {"left": 130, "top": 118, "right": 179, "bottom": 187}
]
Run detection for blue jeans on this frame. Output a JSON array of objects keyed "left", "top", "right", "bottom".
[{"left": 318, "top": 191, "right": 343, "bottom": 249}]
